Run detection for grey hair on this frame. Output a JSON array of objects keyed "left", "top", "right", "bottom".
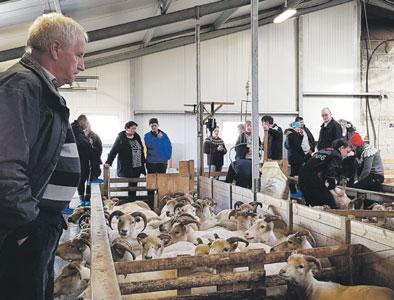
[
  {"left": 321, "top": 107, "right": 332, "bottom": 114},
  {"left": 26, "top": 13, "right": 87, "bottom": 53}
]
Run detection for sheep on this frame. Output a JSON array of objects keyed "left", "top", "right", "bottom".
[
  {"left": 209, "top": 236, "right": 249, "bottom": 255},
  {"left": 53, "top": 262, "right": 90, "bottom": 299},
  {"left": 370, "top": 203, "right": 394, "bottom": 230},
  {"left": 108, "top": 210, "right": 147, "bottom": 239},
  {"left": 67, "top": 207, "right": 91, "bottom": 224},
  {"left": 279, "top": 253, "right": 394, "bottom": 300},
  {"left": 330, "top": 187, "right": 361, "bottom": 209},
  {"left": 270, "top": 230, "right": 316, "bottom": 253},
  {"left": 244, "top": 215, "right": 287, "bottom": 246},
  {"left": 109, "top": 201, "right": 159, "bottom": 221},
  {"left": 111, "top": 237, "right": 136, "bottom": 262},
  {"left": 136, "top": 232, "right": 196, "bottom": 260},
  {"left": 56, "top": 231, "right": 91, "bottom": 263}
]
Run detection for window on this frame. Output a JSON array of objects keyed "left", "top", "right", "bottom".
[{"left": 86, "top": 115, "right": 121, "bottom": 145}]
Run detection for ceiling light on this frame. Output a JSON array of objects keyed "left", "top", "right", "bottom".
[{"left": 273, "top": 8, "right": 297, "bottom": 23}]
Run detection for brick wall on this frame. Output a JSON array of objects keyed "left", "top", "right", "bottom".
[{"left": 360, "top": 39, "right": 394, "bottom": 159}]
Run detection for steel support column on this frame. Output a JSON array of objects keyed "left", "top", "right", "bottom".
[
  {"left": 196, "top": 8, "right": 203, "bottom": 198},
  {"left": 251, "top": 0, "right": 260, "bottom": 199}
]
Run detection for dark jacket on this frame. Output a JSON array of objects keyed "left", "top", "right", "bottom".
[
  {"left": 342, "top": 121, "right": 356, "bottom": 141},
  {"left": 284, "top": 129, "right": 305, "bottom": 166},
  {"left": 71, "top": 120, "right": 92, "bottom": 165},
  {"left": 299, "top": 148, "right": 343, "bottom": 190},
  {"left": 88, "top": 131, "right": 103, "bottom": 178},
  {"left": 266, "top": 124, "right": 283, "bottom": 160},
  {"left": 317, "top": 118, "right": 342, "bottom": 150},
  {"left": 225, "top": 159, "right": 252, "bottom": 189},
  {"left": 303, "top": 126, "right": 316, "bottom": 153},
  {"left": 106, "top": 131, "right": 146, "bottom": 177},
  {"left": 0, "top": 54, "right": 71, "bottom": 247},
  {"left": 203, "top": 136, "right": 227, "bottom": 167},
  {"left": 235, "top": 132, "right": 261, "bottom": 160}
]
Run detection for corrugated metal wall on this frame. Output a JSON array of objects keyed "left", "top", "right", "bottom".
[{"left": 301, "top": 1, "right": 360, "bottom": 138}]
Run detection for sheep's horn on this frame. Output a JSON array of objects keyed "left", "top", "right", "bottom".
[
  {"left": 196, "top": 237, "right": 204, "bottom": 245},
  {"left": 304, "top": 255, "right": 322, "bottom": 272},
  {"left": 213, "top": 233, "right": 220, "bottom": 240},
  {"left": 228, "top": 210, "right": 237, "bottom": 219},
  {"left": 112, "top": 240, "right": 136, "bottom": 260},
  {"left": 226, "top": 237, "right": 249, "bottom": 247},
  {"left": 234, "top": 201, "right": 244, "bottom": 210},
  {"left": 137, "top": 232, "right": 148, "bottom": 244},
  {"left": 192, "top": 203, "right": 202, "bottom": 210},
  {"left": 177, "top": 212, "right": 198, "bottom": 221},
  {"left": 250, "top": 201, "right": 263, "bottom": 211},
  {"left": 108, "top": 210, "right": 124, "bottom": 230},
  {"left": 295, "top": 230, "right": 316, "bottom": 247},
  {"left": 180, "top": 219, "right": 200, "bottom": 227},
  {"left": 264, "top": 215, "right": 280, "bottom": 223},
  {"left": 78, "top": 213, "right": 91, "bottom": 229},
  {"left": 131, "top": 212, "right": 147, "bottom": 232},
  {"left": 174, "top": 202, "right": 186, "bottom": 213}
]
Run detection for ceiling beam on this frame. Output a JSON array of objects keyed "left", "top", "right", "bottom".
[
  {"left": 0, "top": 0, "right": 258, "bottom": 62},
  {"left": 213, "top": 8, "right": 238, "bottom": 30},
  {"left": 142, "top": 0, "right": 172, "bottom": 48},
  {"left": 85, "top": 0, "right": 352, "bottom": 69}
]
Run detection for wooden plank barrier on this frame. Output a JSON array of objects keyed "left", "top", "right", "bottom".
[
  {"left": 115, "top": 250, "right": 266, "bottom": 299},
  {"left": 90, "top": 183, "right": 122, "bottom": 300}
]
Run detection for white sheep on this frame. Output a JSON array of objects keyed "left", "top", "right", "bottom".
[{"left": 279, "top": 253, "right": 394, "bottom": 300}]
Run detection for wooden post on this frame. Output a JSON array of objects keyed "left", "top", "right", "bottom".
[
  {"left": 103, "top": 164, "right": 110, "bottom": 198},
  {"left": 249, "top": 255, "right": 266, "bottom": 297},
  {"left": 217, "top": 265, "right": 233, "bottom": 292},
  {"left": 177, "top": 255, "right": 192, "bottom": 296},
  {"left": 288, "top": 200, "right": 294, "bottom": 235},
  {"left": 263, "top": 128, "right": 269, "bottom": 162},
  {"left": 230, "top": 184, "right": 233, "bottom": 209},
  {"left": 345, "top": 217, "right": 353, "bottom": 285}
]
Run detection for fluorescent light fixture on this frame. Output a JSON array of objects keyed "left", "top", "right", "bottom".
[{"left": 273, "top": 8, "right": 297, "bottom": 23}]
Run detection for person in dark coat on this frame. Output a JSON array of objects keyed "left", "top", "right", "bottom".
[
  {"left": 105, "top": 121, "right": 146, "bottom": 202},
  {"left": 203, "top": 127, "right": 227, "bottom": 177},
  {"left": 317, "top": 107, "right": 342, "bottom": 150},
  {"left": 0, "top": 13, "right": 86, "bottom": 300},
  {"left": 284, "top": 122, "right": 306, "bottom": 194},
  {"left": 85, "top": 121, "right": 103, "bottom": 180},
  {"left": 295, "top": 116, "right": 315, "bottom": 157},
  {"left": 299, "top": 139, "right": 352, "bottom": 208},
  {"left": 261, "top": 115, "right": 283, "bottom": 160},
  {"left": 71, "top": 114, "right": 93, "bottom": 201},
  {"left": 225, "top": 159, "right": 252, "bottom": 189}
]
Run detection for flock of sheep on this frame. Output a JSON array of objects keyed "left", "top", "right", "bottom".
[{"left": 53, "top": 191, "right": 394, "bottom": 300}]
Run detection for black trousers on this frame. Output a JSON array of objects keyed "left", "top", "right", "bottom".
[
  {"left": 350, "top": 173, "right": 384, "bottom": 192},
  {"left": 146, "top": 163, "right": 167, "bottom": 208},
  {"left": 299, "top": 169, "right": 337, "bottom": 208},
  {"left": 0, "top": 211, "right": 63, "bottom": 300},
  {"left": 127, "top": 168, "right": 144, "bottom": 202},
  {"left": 77, "top": 160, "right": 90, "bottom": 199}
]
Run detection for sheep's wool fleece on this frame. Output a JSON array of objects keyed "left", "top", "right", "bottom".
[{"left": 260, "top": 161, "right": 289, "bottom": 199}]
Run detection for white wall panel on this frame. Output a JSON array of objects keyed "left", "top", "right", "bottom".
[
  {"left": 301, "top": 1, "right": 360, "bottom": 138},
  {"left": 62, "top": 60, "right": 131, "bottom": 143},
  {"left": 131, "top": 19, "right": 297, "bottom": 114}
]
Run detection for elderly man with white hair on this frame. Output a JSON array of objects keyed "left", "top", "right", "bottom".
[
  {"left": 0, "top": 13, "right": 87, "bottom": 300},
  {"left": 317, "top": 107, "right": 343, "bottom": 150}
]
